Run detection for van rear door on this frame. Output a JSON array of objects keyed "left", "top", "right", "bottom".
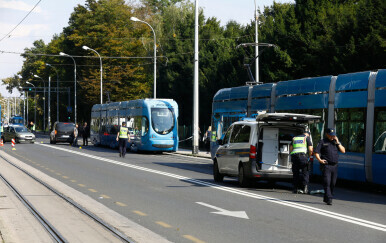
[{"left": 256, "top": 113, "right": 320, "bottom": 123}]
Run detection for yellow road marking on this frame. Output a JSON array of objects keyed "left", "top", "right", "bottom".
[
  {"left": 56, "top": 172, "right": 61, "bottom": 175},
  {"left": 50, "top": 170, "right": 55, "bottom": 172},
  {"left": 115, "top": 202, "right": 127, "bottom": 207},
  {"left": 70, "top": 180, "right": 77, "bottom": 183},
  {"left": 100, "top": 194, "right": 110, "bottom": 199},
  {"left": 45, "top": 168, "right": 50, "bottom": 170},
  {"left": 36, "top": 163, "right": 40, "bottom": 165},
  {"left": 156, "top": 221, "right": 172, "bottom": 228},
  {"left": 88, "top": 188, "right": 97, "bottom": 192},
  {"left": 133, "top": 210, "right": 147, "bottom": 216},
  {"left": 183, "top": 235, "right": 206, "bottom": 243},
  {"left": 78, "top": 184, "right": 86, "bottom": 187},
  {"left": 62, "top": 176, "right": 69, "bottom": 179}
]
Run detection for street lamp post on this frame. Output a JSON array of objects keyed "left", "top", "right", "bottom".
[
  {"left": 130, "top": 16, "right": 157, "bottom": 99},
  {"left": 192, "top": 0, "right": 199, "bottom": 154},
  {"left": 26, "top": 81, "right": 36, "bottom": 127},
  {"left": 46, "top": 63, "right": 60, "bottom": 122},
  {"left": 82, "top": 46, "right": 103, "bottom": 104},
  {"left": 34, "top": 74, "right": 46, "bottom": 131},
  {"left": 59, "top": 52, "right": 77, "bottom": 124}
]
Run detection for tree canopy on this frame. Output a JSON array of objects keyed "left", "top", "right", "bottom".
[{"left": 2, "top": 0, "right": 384, "bottom": 129}]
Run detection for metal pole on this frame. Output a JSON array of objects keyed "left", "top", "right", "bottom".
[
  {"left": 34, "top": 89, "right": 36, "bottom": 127},
  {"left": 46, "top": 64, "right": 60, "bottom": 122},
  {"left": 7, "top": 98, "right": 9, "bottom": 121},
  {"left": 254, "top": 0, "right": 259, "bottom": 83},
  {"left": 82, "top": 46, "right": 103, "bottom": 104},
  {"left": 48, "top": 76, "right": 51, "bottom": 130},
  {"left": 26, "top": 92, "right": 28, "bottom": 124},
  {"left": 130, "top": 17, "right": 157, "bottom": 98},
  {"left": 153, "top": 28, "right": 156, "bottom": 99},
  {"left": 59, "top": 53, "right": 77, "bottom": 124},
  {"left": 44, "top": 84, "right": 46, "bottom": 131},
  {"left": 193, "top": 0, "right": 199, "bottom": 154},
  {"left": 23, "top": 91, "right": 25, "bottom": 125}
]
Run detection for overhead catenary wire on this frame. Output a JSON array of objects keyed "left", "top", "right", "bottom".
[{"left": 0, "top": 0, "right": 43, "bottom": 43}]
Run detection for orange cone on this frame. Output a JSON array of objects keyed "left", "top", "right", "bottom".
[{"left": 0, "top": 139, "right": 3, "bottom": 146}]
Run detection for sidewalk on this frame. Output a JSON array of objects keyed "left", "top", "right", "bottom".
[{"left": 174, "top": 148, "right": 212, "bottom": 159}]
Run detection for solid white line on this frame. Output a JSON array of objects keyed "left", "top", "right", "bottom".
[{"left": 39, "top": 144, "right": 386, "bottom": 232}]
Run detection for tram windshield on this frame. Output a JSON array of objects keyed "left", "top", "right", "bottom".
[{"left": 151, "top": 108, "right": 175, "bottom": 135}]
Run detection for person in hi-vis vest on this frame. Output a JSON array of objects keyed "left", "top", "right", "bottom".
[
  {"left": 116, "top": 122, "right": 130, "bottom": 158},
  {"left": 290, "top": 131, "right": 313, "bottom": 194}
]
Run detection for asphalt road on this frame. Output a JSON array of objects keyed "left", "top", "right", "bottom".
[{"left": 3, "top": 138, "right": 386, "bottom": 243}]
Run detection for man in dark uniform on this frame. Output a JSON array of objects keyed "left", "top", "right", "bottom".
[
  {"left": 290, "top": 131, "right": 313, "bottom": 194},
  {"left": 116, "top": 122, "right": 130, "bottom": 158},
  {"left": 314, "top": 128, "right": 346, "bottom": 205}
]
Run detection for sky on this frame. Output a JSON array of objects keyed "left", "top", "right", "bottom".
[{"left": 0, "top": 0, "right": 294, "bottom": 97}]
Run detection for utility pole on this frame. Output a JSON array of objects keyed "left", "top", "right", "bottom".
[
  {"left": 254, "top": 0, "right": 259, "bottom": 83},
  {"left": 193, "top": 0, "right": 199, "bottom": 154}
]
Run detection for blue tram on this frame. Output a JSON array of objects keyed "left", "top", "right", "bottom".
[
  {"left": 212, "top": 70, "right": 386, "bottom": 186},
  {"left": 10, "top": 116, "right": 24, "bottom": 125},
  {"left": 91, "top": 99, "right": 179, "bottom": 152}
]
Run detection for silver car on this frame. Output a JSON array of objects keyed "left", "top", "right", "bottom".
[{"left": 2, "top": 125, "right": 35, "bottom": 143}]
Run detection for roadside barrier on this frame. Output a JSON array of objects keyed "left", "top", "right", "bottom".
[{"left": 11, "top": 138, "right": 16, "bottom": 150}]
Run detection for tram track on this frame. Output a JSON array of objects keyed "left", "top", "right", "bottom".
[{"left": 0, "top": 154, "right": 134, "bottom": 243}]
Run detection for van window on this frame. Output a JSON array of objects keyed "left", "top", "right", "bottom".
[{"left": 230, "top": 125, "right": 250, "bottom": 143}]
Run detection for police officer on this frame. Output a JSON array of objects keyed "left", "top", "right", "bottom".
[
  {"left": 290, "top": 131, "right": 313, "bottom": 194},
  {"left": 116, "top": 122, "right": 130, "bottom": 158},
  {"left": 314, "top": 128, "right": 346, "bottom": 205}
]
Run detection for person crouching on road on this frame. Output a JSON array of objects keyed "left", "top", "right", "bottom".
[
  {"left": 116, "top": 122, "right": 130, "bottom": 158},
  {"left": 72, "top": 124, "right": 79, "bottom": 147},
  {"left": 314, "top": 128, "right": 345, "bottom": 205},
  {"left": 290, "top": 131, "right": 313, "bottom": 194}
]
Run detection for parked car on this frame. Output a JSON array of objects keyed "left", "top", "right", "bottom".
[
  {"left": 213, "top": 113, "right": 320, "bottom": 187},
  {"left": 1, "top": 125, "right": 35, "bottom": 143},
  {"left": 50, "top": 122, "right": 75, "bottom": 144}
]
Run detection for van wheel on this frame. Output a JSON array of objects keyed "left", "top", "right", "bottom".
[
  {"left": 238, "top": 164, "right": 250, "bottom": 187},
  {"left": 213, "top": 160, "right": 224, "bottom": 182}
]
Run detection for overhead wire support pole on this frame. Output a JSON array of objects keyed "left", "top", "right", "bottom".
[
  {"left": 33, "top": 74, "right": 45, "bottom": 132},
  {"left": 26, "top": 82, "right": 36, "bottom": 127},
  {"left": 130, "top": 17, "right": 157, "bottom": 99},
  {"left": 193, "top": 0, "right": 199, "bottom": 154},
  {"left": 46, "top": 63, "right": 59, "bottom": 122},
  {"left": 60, "top": 52, "right": 77, "bottom": 124},
  {"left": 82, "top": 46, "right": 103, "bottom": 104},
  {"left": 254, "top": 0, "right": 259, "bottom": 83}
]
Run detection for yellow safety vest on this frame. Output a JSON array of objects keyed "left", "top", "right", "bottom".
[
  {"left": 291, "top": 136, "right": 308, "bottom": 154},
  {"left": 119, "top": 127, "right": 128, "bottom": 139}
]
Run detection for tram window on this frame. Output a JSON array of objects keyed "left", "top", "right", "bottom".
[
  {"left": 141, "top": 116, "right": 149, "bottom": 136},
  {"left": 133, "top": 116, "right": 142, "bottom": 137},
  {"left": 335, "top": 108, "right": 365, "bottom": 153},
  {"left": 374, "top": 108, "right": 386, "bottom": 153}
]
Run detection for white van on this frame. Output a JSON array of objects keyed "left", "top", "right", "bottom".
[{"left": 213, "top": 113, "right": 320, "bottom": 186}]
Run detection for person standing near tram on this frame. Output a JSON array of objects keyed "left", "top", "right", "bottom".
[
  {"left": 314, "top": 128, "right": 346, "bottom": 205},
  {"left": 116, "top": 121, "right": 130, "bottom": 158},
  {"left": 290, "top": 131, "right": 313, "bottom": 194}
]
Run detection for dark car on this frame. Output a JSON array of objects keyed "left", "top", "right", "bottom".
[{"left": 50, "top": 122, "right": 75, "bottom": 144}]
